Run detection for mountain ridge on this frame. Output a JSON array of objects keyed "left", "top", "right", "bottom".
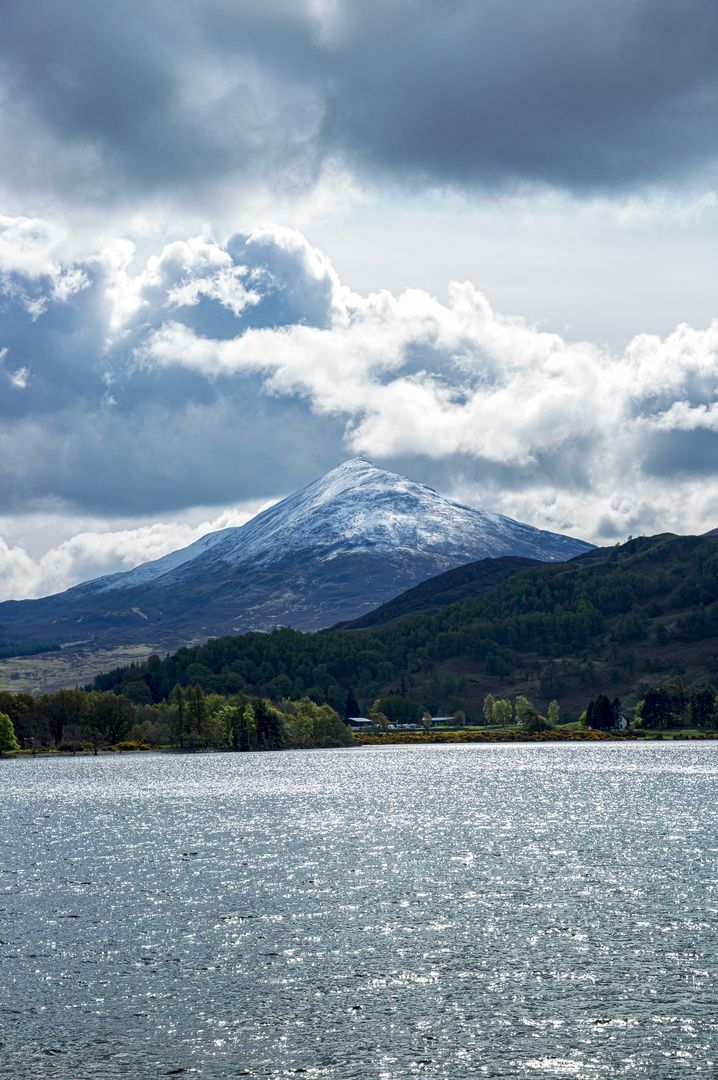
[{"left": 327, "top": 554, "right": 546, "bottom": 631}]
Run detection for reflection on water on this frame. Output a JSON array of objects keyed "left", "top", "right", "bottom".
[{"left": 1, "top": 743, "right": 717, "bottom": 1078}]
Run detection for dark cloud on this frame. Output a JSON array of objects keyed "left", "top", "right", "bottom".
[
  {"left": 323, "top": 0, "right": 718, "bottom": 190},
  {"left": 386, "top": 440, "right": 596, "bottom": 506},
  {"left": 642, "top": 427, "right": 718, "bottom": 477},
  {"left": 0, "top": 268, "right": 105, "bottom": 417},
  {"left": 0, "top": 1, "right": 321, "bottom": 205},
  {"left": 0, "top": 385, "right": 348, "bottom": 516},
  {"left": 3, "top": 0, "right": 718, "bottom": 209},
  {"left": 0, "top": 228, "right": 347, "bottom": 514},
  {"left": 3, "top": 394, "right": 346, "bottom": 516}
]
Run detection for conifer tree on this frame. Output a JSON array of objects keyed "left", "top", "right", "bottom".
[
  {"left": 186, "top": 684, "right": 206, "bottom": 748},
  {"left": 171, "top": 684, "right": 186, "bottom": 747},
  {"left": 345, "top": 688, "right": 360, "bottom": 721}
]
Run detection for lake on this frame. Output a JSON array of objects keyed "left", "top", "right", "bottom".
[{"left": 1, "top": 743, "right": 717, "bottom": 1078}]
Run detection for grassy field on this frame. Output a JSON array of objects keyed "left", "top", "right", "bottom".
[{"left": 0, "top": 641, "right": 161, "bottom": 694}]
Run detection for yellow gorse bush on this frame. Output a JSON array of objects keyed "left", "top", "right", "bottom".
[{"left": 353, "top": 728, "right": 718, "bottom": 746}]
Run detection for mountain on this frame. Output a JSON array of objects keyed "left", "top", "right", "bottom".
[
  {"left": 0, "top": 457, "right": 593, "bottom": 651},
  {"left": 329, "top": 555, "right": 545, "bottom": 630}
]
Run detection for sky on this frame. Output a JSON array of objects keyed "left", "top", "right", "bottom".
[{"left": 4, "top": 0, "right": 718, "bottom": 601}]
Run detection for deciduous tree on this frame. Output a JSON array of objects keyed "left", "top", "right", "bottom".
[
  {"left": 0, "top": 712, "right": 19, "bottom": 754},
  {"left": 492, "top": 699, "right": 512, "bottom": 727},
  {"left": 483, "top": 694, "right": 496, "bottom": 725},
  {"left": 514, "top": 695, "right": 538, "bottom": 725}
]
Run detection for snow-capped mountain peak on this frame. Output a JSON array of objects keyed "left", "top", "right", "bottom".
[
  {"left": 89, "top": 457, "right": 591, "bottom": 595},
  {"left": 0, "top": 458, "right": 594, "bottom": 646}
]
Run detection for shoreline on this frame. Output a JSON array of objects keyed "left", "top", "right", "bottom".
[
  {"left": 3, "top": 730, "right": 718, "bottom": 760},
  {"left": 353, "top": 729, "right": 718, "bottom": 746}
]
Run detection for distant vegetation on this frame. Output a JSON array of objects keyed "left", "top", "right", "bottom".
[
  {"left": 0, "top": 638, "right": 61, "bottom": 660},
  {"left": 87, "top": 532, "right": 718, "bottom": 718},
  {"left": 3, "top": 531, "right": 718, "bottom": 752}
]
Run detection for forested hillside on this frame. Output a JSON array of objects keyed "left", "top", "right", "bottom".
[
  {"left": 87, "top": 531, "right": 718, "bottom": 718},
  {"left": 329, "top": 555, "right": 542, "bottom": 629}
]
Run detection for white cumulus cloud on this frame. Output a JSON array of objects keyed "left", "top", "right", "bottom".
[
  {"left": 134, "top": 226, "right": 718, "bottom": 541},
  {"left": 0, "top": 500, "right": 277, "bottom": 603},
  {"left": 3, "top": 216, "right": 718, "bottom": 582}
]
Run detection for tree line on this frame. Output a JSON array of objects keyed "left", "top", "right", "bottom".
[
  {"left": 585, "top": 675, "right": 718, "bottom": 730},
  {"left": 0, "top": 686, "right": 354, "bottom": 754},
  {"left": 1, "top": 672, "right": 716, "bottom": 756}
]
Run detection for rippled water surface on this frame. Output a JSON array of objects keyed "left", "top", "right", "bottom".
[{"left": 1, "top": 743, "right": 717, "bottom": 1078}]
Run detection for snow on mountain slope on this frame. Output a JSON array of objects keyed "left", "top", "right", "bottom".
[
  {"left": 87, "top": 457, "right": 592, "bottom": 596},
  {"left": 0, "top": 458, "right": 596, "bottom": 650}
]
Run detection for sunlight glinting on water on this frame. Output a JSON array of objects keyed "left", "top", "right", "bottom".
[{"left": 1, "top": 743, "right": 717, "bottom": 1078}]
